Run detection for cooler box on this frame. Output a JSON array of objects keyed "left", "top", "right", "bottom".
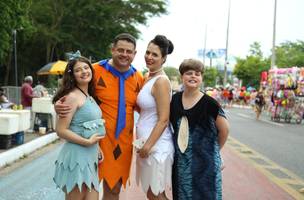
[
  {"left": 0, "top": 109, "right": 30, "bottom": 131},
  {"left": 32, "top": 97, "right": 55, "bottom": 113},
  {"left": 0, "top": 114, "right": 19, "bottom": 135}
]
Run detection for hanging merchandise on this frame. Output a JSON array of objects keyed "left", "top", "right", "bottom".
[
  {"left": 296, "top": 68, "right": 304, "bottom": 97},
  {"left": 268, "top": 67, "right": 303, "bottom": 124}
]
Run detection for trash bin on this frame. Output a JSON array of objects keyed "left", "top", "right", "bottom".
[{"left": 12, "top": 131, "right": 24, "bottom": 145}]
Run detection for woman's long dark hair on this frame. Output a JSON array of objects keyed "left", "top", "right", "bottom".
[{"left": 52, "top": 57, "right": 98, "bottom": 104}]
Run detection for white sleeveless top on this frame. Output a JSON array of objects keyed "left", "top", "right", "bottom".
[{"left": 136, "top": 75, "right": 174, "bottom": 163}]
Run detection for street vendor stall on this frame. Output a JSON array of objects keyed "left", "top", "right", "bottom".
[{"left": 267, "top": 67, "right": 304, "bottom": 124}]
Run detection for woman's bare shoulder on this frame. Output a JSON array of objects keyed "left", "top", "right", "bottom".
[{"left": 64, "top": 90, "right": 79, "bottom": 106}]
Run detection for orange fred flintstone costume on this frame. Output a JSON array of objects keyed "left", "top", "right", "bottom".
[{"left": 93, "top": 59, "right": 144, "bottom": 189}]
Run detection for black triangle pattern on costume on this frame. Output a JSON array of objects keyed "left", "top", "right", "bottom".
[
  {"left": 98, "top": 77, "right": 106, "bottom": 87},
  {"left": 113, "top": 144, "right": 122, "bottom": 160}
]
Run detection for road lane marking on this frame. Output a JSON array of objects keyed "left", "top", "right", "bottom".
[
  {"left": 227, "top": 136, "right": 304, "bottom": 199},
  {"left": 236, "top": 113, "right": 285, "bottom": 127}
]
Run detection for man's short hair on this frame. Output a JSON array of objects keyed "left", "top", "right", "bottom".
[{"left": 113, "top": 33, "right": 136, "bottom": 48}]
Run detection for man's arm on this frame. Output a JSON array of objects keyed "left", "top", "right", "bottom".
[{"left": 54, "top": 96, "right": 72, "bottom": 118}]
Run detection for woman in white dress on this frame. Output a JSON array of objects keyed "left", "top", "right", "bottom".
[{"left": 136, "top": 35, "right": 174, "bottom": 200}]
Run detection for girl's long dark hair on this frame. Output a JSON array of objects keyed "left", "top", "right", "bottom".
[{"left": 52, "top": 57, "right": 99, "bottom": 104}]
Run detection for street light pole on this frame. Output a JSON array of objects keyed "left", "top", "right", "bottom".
[
  {"left": 271, "top": 0, "right": 277, "bottom": 69},
  {"left": 13, "top": 29, "right": 18, "bottom": 87},
  {"left": 12, "top": 29, "right": 20, "bottom": 104},
  {"left": 223, "top": 0, "right": 231, "bottom": 86},
  {"left": 203, "top": 24, "right": 207, "bottom": 66}
]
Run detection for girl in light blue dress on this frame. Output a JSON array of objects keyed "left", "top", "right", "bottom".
[{"left": 52, "top": 53, "right": 105, "bottom": 200}]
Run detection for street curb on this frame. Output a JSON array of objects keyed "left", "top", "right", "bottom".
[{"left": 0, "top": 132, "right": 59, "bottom": 168}]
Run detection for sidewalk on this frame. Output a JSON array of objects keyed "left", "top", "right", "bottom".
[
  {"left": 0, "top": 131, "right": 58, "bottom": 168},
  {"left": 119, "top": 147, "right": 294, "bottom": 200},
  {"left": 0, "top": 132, "right": 299, "bottom": 199}
]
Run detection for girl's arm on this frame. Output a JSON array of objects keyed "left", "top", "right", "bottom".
[
  {"left": 216, "top": 115, "right": 229, "bottom": 149},
  {"left": 138, "top": 77, "right": 171, "bottom": 158},
  {"left": 55, "top": 93, "right": 101, "bottom": 146}
]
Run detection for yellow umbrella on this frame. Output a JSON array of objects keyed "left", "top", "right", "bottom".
[{"left": 37, "top": 60, "right": 68, "bottom": 75}]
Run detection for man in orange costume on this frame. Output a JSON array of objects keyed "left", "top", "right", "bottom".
[
  {"left": 55, "top": 33, "right": 144, "bottom": 199},
  {"left": 94, "top": 33, "right": 144, "bottom": 199}
]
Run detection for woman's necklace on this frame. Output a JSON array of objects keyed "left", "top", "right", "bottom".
[
  {"left": 145, "top": 68, "right": 164, "bottom": 83},
  {"left": 149, "top": 67, "right": 163, "bottom": 75}
]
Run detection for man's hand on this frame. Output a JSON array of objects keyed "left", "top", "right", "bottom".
[{"left": 54, "top": 96, "right": 71, "bottom": 118}]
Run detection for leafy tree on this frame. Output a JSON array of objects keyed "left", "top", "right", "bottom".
[
  {"left": 233, "top": 40, "right": 304, "bottom": 88},
  {"left": 275, "top": 40, "right": 304, "bottom": 67},
  {"left": 1, "top": 0, "right": 168, "bottom": 86},
  {"left": 249, "top": 41, "right": 263, "bottom": 58},
  {"left": 0, "top": 0, "right": 32, "bottom": 85},
  {"left": 203, "top": 67, "right": 220, "bottom": 87},
  {"left": 164, "top": 66, "right": 180, "bottom": 82},
  {"left": 233, "top": 42, "right": 270, "bottom": 88}
]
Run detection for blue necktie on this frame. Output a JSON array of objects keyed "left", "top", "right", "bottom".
[{"left": 99, "top": 59, "right": 136, "bottom": 139}]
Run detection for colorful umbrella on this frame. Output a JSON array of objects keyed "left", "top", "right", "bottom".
[{"left": 37, "top": 60, "right": 67, "bottom": 75}]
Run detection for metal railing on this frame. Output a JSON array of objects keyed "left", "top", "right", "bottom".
[{"left": 1, "top": 86, "right": 57, "bottom": 105}]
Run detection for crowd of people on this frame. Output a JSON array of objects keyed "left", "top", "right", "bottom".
[{"left": 206, "top": 86, "right": 266, "bottom": 106}]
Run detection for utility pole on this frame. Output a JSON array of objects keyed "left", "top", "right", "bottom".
[
  {"left": 223, "top": 0, "right": 231, "bottom": 86},
  {"left": 13, "top": 29, "right": 20, "bottom": 104},
  {"left": 13, "top": 29, "right": 18, "bottom": 88},
  {"left": 203, "top": 24, "right": 207, "bottom": 66},
  {"left": 271, "top": 0, "right": 277, "bottom": 69}
]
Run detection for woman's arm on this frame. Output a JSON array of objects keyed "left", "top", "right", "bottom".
[
  {"left": 138, "top": 77, "right": 171, "bottom": 158},
  {"left": 55, "top": 93, "right": 102, "bottom": 146},
  {"left": 216, "top": 115, "right": 229, "bottom": 149}
]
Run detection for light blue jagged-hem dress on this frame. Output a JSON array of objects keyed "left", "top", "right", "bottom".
[{"left": 53, "top": 97, "right": 105, "bottom": 194}]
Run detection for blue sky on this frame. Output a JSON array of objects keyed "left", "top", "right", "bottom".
[{"left": 133, "top": 0, "right": 304, "bottom": 71}]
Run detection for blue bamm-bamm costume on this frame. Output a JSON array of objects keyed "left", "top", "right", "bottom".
[{"left": 170, "top": 92, "right": 225, "bottom": 200}]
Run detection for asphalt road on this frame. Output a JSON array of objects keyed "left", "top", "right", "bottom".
[
  {"left": 0, "top": 142, "right": 64, "bottom": 200},
  {"left": 226, "top": 107, "right": 304, "bottom": 180}
]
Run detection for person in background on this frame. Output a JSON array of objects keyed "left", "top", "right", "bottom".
[
  {"left": 33, "top": 81, "right": 48, "bottom": 97},
  {"left": 135, "top": 35, "right": 174, "bottom": 199},
  {"left": 228, "top": 88, "right": 235, "bottom": 108},
  {"left": 0, "top": 87, "right": 15, "bottom": 109},
  {"left": 254, "top": 91, "right": 265, "bottom": 120},
  {"left": 170, "top": 59, "right": 229, "bottom": 200},
  {"left": 52, "top": 53, "right": 105, "bottom": 200},
  {"left": 54, "top": 33, "right": 144, "bottom": 200},
  {"left": 21, "top": 76, "right": 36, "bottom": 109},
  {"left": 238, "top": 88, "right": 245, "bottom": 107}
]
